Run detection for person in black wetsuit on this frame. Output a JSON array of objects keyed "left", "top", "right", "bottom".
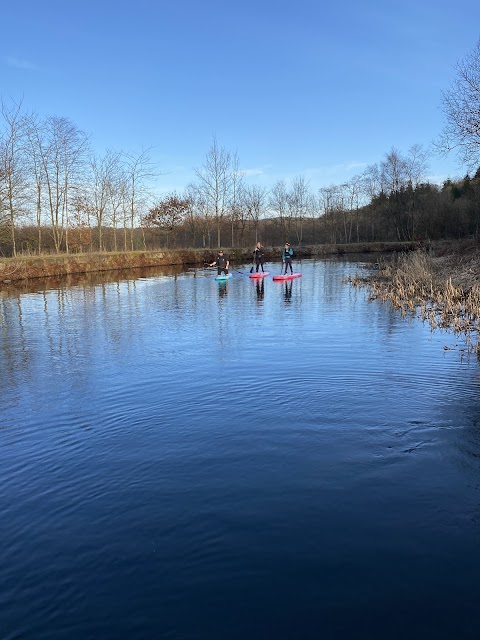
[
  {"left": 210, "top": 250, "right": 230, "bottom": 276},
  {"left": 253, "top": 242, "right": 265, "bottom": 273},
  {"left": 282, "top": 242, "right": 293, "bottom": 275}
]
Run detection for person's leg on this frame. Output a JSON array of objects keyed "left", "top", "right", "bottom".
[
  {"left": 256, "top": 260, "right": 259, "bottom": 273},
  {"left": 217, "top": 267, "right": 222, "bottom": 276},
  {"left": 261, "top": 258, "right": 265, "bottom": 272}
]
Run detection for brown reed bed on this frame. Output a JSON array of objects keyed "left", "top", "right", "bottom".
[{"left": 346, "top": 240, "right": 480, "bottom": 352}]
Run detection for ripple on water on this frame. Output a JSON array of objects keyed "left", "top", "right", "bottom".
[{"left": 1, "top": 258, "right": 480, "bottom": 639}]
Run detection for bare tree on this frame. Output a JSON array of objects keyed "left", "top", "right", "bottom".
[
  {"left": 358, "top": 163, "right": 382, "bottom": 241},
  {"left": 337, "top": 182, "right": 353, "bottom": 244},
  {"left": 107, "top": 160, "right": 128, "bottom": 252},
  {"left": 242, "top": 183, "right": 267, "bottom": 244},
  {"left": 438, "top": 39, "right": 480, "bottom": 171},
  {"left": 29, "top": 115, "right": 89, "bottom": 253},
  {"left": 345, "top": 174, "right": 363, "bottom": 243},
  {"left": 70, "top": 192, "right": 94, "bottom": 252},
  {"left": 404, "top": 144, "right": 429, "bottom": 240},
  {"left": 319, "top": 185, "right": 341, "bottom": 243},
  {"left": 25, "top": 112, "right": 46, "bottom": 253},
  {"left": 194, "top": 137, "right": 233, "bottom": 248},
  {"left": 87, "top": 149, "right": 123, "bottom": 250},
  {"left": 287, "top": 175, "right": 311, "bottom": 244},
  {"left": 0, "top": 98, "right": 29, "bottom": 256},
  {"left": 185, "top": 183, "right": 214, "bottom": 248},
  {"left": 360, "top": 163, "right": 382, "bottom": 200},
  {"left": 380, "top": 147, "right": 409, "bottom": 195},
  {"left": 405, "top": 144, "right": 429, "bottom": 186},
  {"left": 269, "top": 179, "right": 289, "bottom": 239},
  {"left": 123, "top": 148, "right": 157, "bottom": 251}
]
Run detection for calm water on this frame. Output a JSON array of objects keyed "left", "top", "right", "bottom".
[{"left": 1, "top": 258, "right": 480, "bottom": 640}]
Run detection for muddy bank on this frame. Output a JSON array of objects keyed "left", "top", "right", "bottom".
[
  {"left": 348, "top": 240, "right": 480, "bottom": 351},
  {"left": 0, "top": 249, "right": 207, "bottom": 284},
  {"left": 0, "top": 242, "right": 417, "bottom": 285}
]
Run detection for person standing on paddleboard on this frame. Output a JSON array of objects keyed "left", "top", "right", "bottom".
[
  {"left": 210, "top": 250, "right": 230, "bottom": 276},
  {"left": 252, "top": 242, "right": 266, "bottom": 273},
  {"left": 282, "top": 242, "right": 293, "bottom": 275}
]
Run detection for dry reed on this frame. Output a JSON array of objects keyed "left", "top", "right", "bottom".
[{"left": 346, "top": 247, "right": 480, "bottom": 352}]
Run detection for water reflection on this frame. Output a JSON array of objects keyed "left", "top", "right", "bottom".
[
  {"left": 217, "top": 281, "right": 229, "bottom": 298},
  {"left": 0, "top": 264, "right": 186, "bottom": 296},
  {"left": 255, "top": 279, "right": 264, "bottom": 302},
  {"left": 283, "top": 280, "right": 293, "bottom": 302},
  {"left": 2, "top": 257, "right": 480, "bottom": 639}
]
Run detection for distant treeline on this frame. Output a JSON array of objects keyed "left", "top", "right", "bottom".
[
  {"left": 2, "top": 161, "right": 479, "bottom": 257},
  {"left": 2, "top": 55, "right": 480, "bottom": 258}
]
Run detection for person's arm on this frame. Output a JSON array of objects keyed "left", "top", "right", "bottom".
[
  {"left": 226, "top": 260, "right": 230, "bottom": 269},
  {"left": 209, "top": 260, "right": 216, "bottom": 266}
]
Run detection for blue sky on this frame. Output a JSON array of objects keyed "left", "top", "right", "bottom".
[{"left": 1, "top": 0, "right": 479, "bottom": 194}]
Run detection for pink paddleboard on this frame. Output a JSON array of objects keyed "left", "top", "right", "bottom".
[
  {"left": 249, "top": 271, "right": 270, "bottom": 279},
  {"left": 272, "top": 273, "right": 302, "bottom": 281}
]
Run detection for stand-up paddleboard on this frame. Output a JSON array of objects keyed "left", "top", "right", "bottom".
[
  {"left": 215, "top": 273, "right": 232, "bottom": 281},
  {"left": 249, "top": 271, "right": 270, "bottom": 279},
  {"left": 272, "top": 273, "right": 302, "bottom": 281}
]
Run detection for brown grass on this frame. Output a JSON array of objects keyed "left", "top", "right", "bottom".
[{"left": 347, "top": 242, "right": 480, "bottom": 352}]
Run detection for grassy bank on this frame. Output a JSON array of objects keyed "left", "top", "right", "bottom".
[
  {"left": 0, "top": 242, "right": 417, "bottom": 284},
  {"left": 347, "top": 240, "right": 480, "bottom": 352}
]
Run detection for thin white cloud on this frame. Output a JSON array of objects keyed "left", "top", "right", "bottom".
[
  {"left": 4, "top": 56, "right": 38, "bottom": 71},
  {"left": 241, "top": 168, "right": 265, "bottom": 177},
  {"left": 344, "top": 161, "right": 369, "bottom": 171}
]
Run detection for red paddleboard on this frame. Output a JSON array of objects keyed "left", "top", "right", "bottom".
[
  {"left": 272, "top": 273, "right": 302, "bottom": 281},
  {"left": 249, "top": 271, "right": 270, "bottom": 279}
]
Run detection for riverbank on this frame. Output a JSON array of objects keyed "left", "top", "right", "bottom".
[
  {"left": 348, "top": 239, "right": 480, "bottom": 351},
  {"left": 0, "top": 242, "right": 417, "bottom": 284}
]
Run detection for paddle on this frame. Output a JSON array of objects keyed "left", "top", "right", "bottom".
[{"left": 250, "top": 248, "right": 257, "bottom": 273}]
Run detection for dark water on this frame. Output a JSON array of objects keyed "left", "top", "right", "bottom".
[{"left": 1, "top": 258, "right": 479, "bottom": 640}]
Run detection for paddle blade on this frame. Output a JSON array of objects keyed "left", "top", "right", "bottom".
[{"left": 250, "top": 266, "right": 254, "bottom": 273}]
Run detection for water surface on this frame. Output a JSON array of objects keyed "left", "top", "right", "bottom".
[{"left": 1, "top": 258, "right": 479, "bottom": 639}]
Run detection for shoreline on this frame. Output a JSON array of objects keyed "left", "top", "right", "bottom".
[
  {"left": 0, "top": 242, "right": 417, "bottom": 285},
  {"left": 348, "top": 239, "right": 480, "bottom": 352}
]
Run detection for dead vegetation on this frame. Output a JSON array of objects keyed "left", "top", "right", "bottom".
[{"left": 347, "top": 240, "right": 480, "bottom": 352}]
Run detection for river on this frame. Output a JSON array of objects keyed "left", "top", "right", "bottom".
[{"left": 1, "top": 257, "right": 479, "bottom": 639}]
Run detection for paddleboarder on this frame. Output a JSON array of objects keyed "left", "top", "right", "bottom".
[
  {"left": 253, "top": 242, "right": 266, "bottom": 273},
  {"left": 210, "top": 250, "right": 230, "bottom": 277},
  {"left": 282, "top": 242, "right": 293, "bottom": 275}
]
